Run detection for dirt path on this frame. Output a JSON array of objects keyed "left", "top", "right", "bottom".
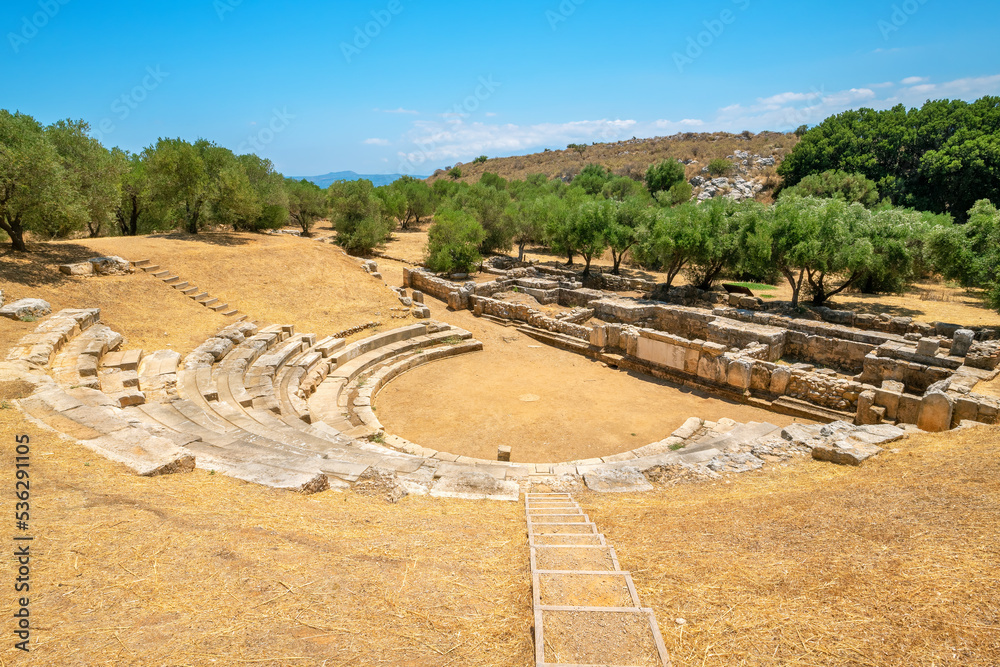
[{"left": 374, "top": 259, "right": 803, "bottom": 463}]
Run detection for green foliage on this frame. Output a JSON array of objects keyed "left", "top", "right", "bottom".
[
  {"left": 448, "top": 166, "right": 462, "bottom": 180},
  {"left": 778, "top": 97, "right": 1000, "bottom": 221},
  {"left": 392, "top": 176, "right": 433, "bottom": 229},
  {"left": 449, "top": 182, "right": 513, "bottom": 255},
  {"left": 572, "top": 164, "right": 612, "bottom": 196},
  {"left": 567, "top": 143, "right": 587, "bottom": 153},
  {"left": 605, "top": 196, "right": 652, "bottom": 274},
  {"left": 707, "top": 158, "right": 733, "bottom": 177},
  {"left": 328, "top": 179, "right": 395, "bottom": 254},
  {"left": 479, "top": 172, "right": 507, "bottom": 191},
  {"left": 285, "top": 178, "right": 327, "bottom": 236},
  {"left": 0, "top": 110, "right": 85, "bottom": 251},
  {"left": 567, "top": 199, "right": 614, "bottom": 275},
  {"left": 473, "top": 155, "right": 488, "bottom": 165},
  {"left": 780, "top": 169, "right": 880, "bottom": 207},
  {"left": 927, "top": 199, "right": 1000, "bottom": 309},
  {"left": 46, "top": 119, "right": 122, "bottom": 238},
  {"left": 425, "top": 209, "right": 486, "bottom": 274},
  {"left": 644, "top": 159, "right": 686, "bottom": 195},
  {"left": 794, "top": 125, "right": 809, "bottom": 137},
  {"left": 603, "top": 176, "right": 646, "bottom": 202},
  {"left": 505, "top": 197, "right": 545, "bottom": 261},
  {"left": 654, "top": 181, "right": 693, "bottom": 207}
]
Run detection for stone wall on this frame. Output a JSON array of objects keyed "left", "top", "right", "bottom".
[
  {"left": 402, "top": 268, "right": 458, "bottom": 303},
  {"left": 471, "top": 296, "right": 591, "bottom": 340}
]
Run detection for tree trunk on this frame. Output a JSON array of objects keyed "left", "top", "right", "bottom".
[
  {"left": 566, "top": 248, "right": 574, "bottom": 266},
  {"left": 582, "top": 254, "right": 593, "bottom": 276},
  {"left": 782, "top": 266, "right": 806, "bottom": 308},
  {"left": 517, "top": 241, "right": 525, "bottom": 262},
  {"left": 129, "top": 200, "right": 140, "bottom": 236},
  {"left": 611, "top": 249, "right": 622, "bottom": 275},
  {"left": 0, "top": 216, "right": 28, "bottom": 252}
]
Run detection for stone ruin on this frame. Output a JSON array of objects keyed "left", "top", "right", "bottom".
[{"left": 403, "top": 266, "right": 1000, "bottom": 435}]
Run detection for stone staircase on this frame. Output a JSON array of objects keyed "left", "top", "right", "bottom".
[
  {"left": 526, "top": 493, "right": 670, "bottom": 666},
  {"left": 132, "top": 259, "right": 243, "bottom": 319}
]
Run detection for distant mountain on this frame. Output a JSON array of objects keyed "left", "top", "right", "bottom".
[{"left": 289, "top": 171, "right": 428, "bottom": 189}]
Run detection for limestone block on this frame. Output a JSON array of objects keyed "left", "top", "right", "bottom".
[
  {"left": 855, "top": 389, "right": 880, "bottom": 425},
  {"left": 917, "top": 391, "right": 953, "bottom": 432},
  {"left": 874, "top": 388, "right": 902, "bottom": 420},
  {"left": 769, "top": 367, "right": 792, "bottom": 394},
  {"left": 412, "top": 305, "right": 431, "bottom": 319},
  {"left": 497, "top": 445, "right": 511, "bottom": 462},
  {"left": 697, "top": 354, "right": 726, "bottom": 384},
  {"left": 0, "top": 299, "right": 52, "bottom": 320},
  {"left": 953, "top": 397, "right": 979, "bottom": 426},
  {"left": 636, "top": 336, "right": 686, "bottom": 371},
  {"left": 749, "top": 363, "right": 772, "bottom": 391},
  {"left": 727, "top": 359, "right": 752, "bottom": 390},
  {"left": 89, "top": 256, "right": 133, "bottom": 275},
  {"left": 683, "top": 347, "right": 700, "bottom": 374},
  {"left": 812, "top": 440, "right": 882, "bottom": 466},
  {"left": 951, "top": 329, "right": 975, "bottom": 357},
  {"left": 583, "top": 468, "right": 653, "bottom": 493},
  {"left": 590, "top": 326, "right": 607, "bottom": 348},
  {"left": 916, "top": 338, "right": 939, "bottom": 356},
  {"left": 825, "top": 310, "right": 855, "bottom": 326},
  {"left": 897, "top": 394, "right": 921, "bottom": 425},
  {"left": 59, "top": 262, "right": 94, "bottom": 276},
  {"left": 411, "top": 290, "right": 424, "bottom": 304}
]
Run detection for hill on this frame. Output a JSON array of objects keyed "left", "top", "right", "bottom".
[
  {"left": 291, "top": 171, "right": 429, "bottom": 189},
  {"left": 428, "top": 131, "right": 801, "bottom": 203}
]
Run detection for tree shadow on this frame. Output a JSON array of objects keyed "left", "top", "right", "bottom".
[
  {"left": 0, "top": 242, "right": 104, "bottom": 288},
  {"left": 148, "top": 232, "right": 254, "bottom": 247}
]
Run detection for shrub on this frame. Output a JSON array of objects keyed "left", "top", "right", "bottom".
[
  {"left": 425, "top": 209, "right": 486, "bottom": 274},
  {"left": 707, "top": 159, "right": 733, "bottom": 177},
  {"left": 644, "top": 159, "right": 686, "bottom": 195},
  {"left": 448, "top": 166, "right": 462, "bottom": 180},
  {"left": 473, "top": 155, "right": 488, "bottom": 164}
]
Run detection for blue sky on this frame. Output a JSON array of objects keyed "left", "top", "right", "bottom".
[{"left": 3, "top": 0, "right": 999, "bottom": 176}]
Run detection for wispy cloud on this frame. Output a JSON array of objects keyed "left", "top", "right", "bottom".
[
  {"left": 364, "top": 137, "right": 391, "bottom": 146},
  {"left": 388, "top": 73, "right": 1000, "bottom": 169},
  {"left": 397, "top": 118, "right": 638, "bottom": 164},
  {"left": 373, "top": 107, "right": 419, "bottom": 115}
]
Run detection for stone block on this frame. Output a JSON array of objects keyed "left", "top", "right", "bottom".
[
  {"left": 812, "top": 440, "right": 882, "bottom": 466},
  {"left": 59, "top": 262, "right": 94, "bottom": 276},
  {"left": 749, "top": 363, "right": 772, "bottom": 391},
  {"left": 412, "top": 306, "right": 431, "bottom": 319},
  {"left": 590, "top": 326, "right": 607, "bottom": 347},
  {"left": 769, "top": 367, "right": 792, "bottom": 394},
  {"left": 727, "top": 359, "right": 752, "bottom": 390},
  {"left": 916, "top": 338, "right": 939, "bottom": 356},
  {"left": 951, "top": 329, "right": 975, "bottom": 357},
  {"left": 953, "top": 398, "right": 979, "bottom": 426},
  {"left": 825, "top": 310, "right": 855, "bottom": 326},
  {"left": 683, "top": 347, "right": 700, "bottom": 374},
  {"left": 855, "top": 389, "right": 880, "bottom": 425},
  {"left": 411, "top": 290, "right": 424, "bottom": 304},
  {"left": 0, "top": 299, "right": 51, "bottom": 321},
  {"left": 697, "top": 354, "right": 727, "bottom": 384},
  {"left": 917, "top": 392, "right": 953, "bottom": 432},
  {"left": 497, "top": 445, "right": 511, "bottom": 462},
  {"left": 897, "top": 394, "right": 921, "bottom": 425},
  {"left": 873, "top": 388, "right": 901, "bottom": 420}
]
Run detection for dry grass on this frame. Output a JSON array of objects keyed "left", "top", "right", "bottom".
[
  {"left": 428, "top": 131, "right": 799, "bottom": 204},
  {"left": 0, "top": 232, "right": 409, "bottom": 358},
  {"left": 3, "top": 233, "right": 1000, "bottom": 666},
  {"left": 583, "top": 425, "right": 1000, "bottom": 666},
  {"left": 0, "top": 406, "right": 532, "bottom": 667}
]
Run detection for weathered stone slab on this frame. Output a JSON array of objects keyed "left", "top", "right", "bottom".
[
  {"left": 951, "top": 329, "right": 975, "bottom": 357},
  {"left": 0, "top": 299, "right": 51, "bottom": 320},
  {"left": 917, "top": 391, "right": 954, "bottom": 432},
  {"left": 583, "top": 468, "right": 653, "bottom": 493},
  {"left": 430, "top": 472, "right": 519, "bottom": 501},
  {"left": 812, "top": 440, "right": 882, "bottom": 466}
]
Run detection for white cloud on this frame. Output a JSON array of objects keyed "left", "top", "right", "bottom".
[
  {"left": 364, "top": 138, "right": 391, "bottom": 146},
  {"left": 390, "top": 73, "right": 1000, "bottom": 172},
  {"left": 396, "top": 118, "right": 638, "bottom": 169},
  {"left": 901, "top": 76, "right": 928, "bottom": 85},
  {"left": 373, "top": 107, "right": 419, "bottom": 115}
]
